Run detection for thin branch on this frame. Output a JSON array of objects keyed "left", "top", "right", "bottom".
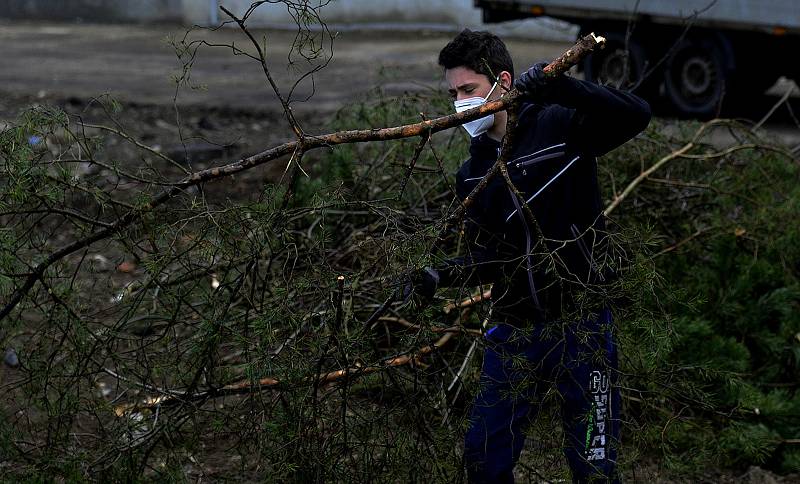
[
  {"left": 442, "top": 288, "right": 492, "bottom": 314},
  {"left": 378, "top": 316, "right": 482, "bottom": 337},
  {"left": 604, "top": 143, "right": 695, "bottom": 217},
  {"left": 603, "top": 119, "right": 730, "bottom": 217},
  {"left": 397, "top": 130, "right": 431, "bottom": 200},
  {"left": 752, "top": 84, "right": 796, "bottom": 132},
  {"left": 220, "top": 5, "right": 304, "bottom": 139},
  {"left": 82, "top": 123, "right": 188, "bottom": 175},
  {"left": 605, "top": 119, "right": 797, "bottom": 217}
]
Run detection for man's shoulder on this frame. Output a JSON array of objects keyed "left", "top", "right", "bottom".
[
  {"left": 520, "top": 101, "right": 573, "bottom": 122},
  {"left": 515, "top": 102, "right": 575, "bottom": 149}
]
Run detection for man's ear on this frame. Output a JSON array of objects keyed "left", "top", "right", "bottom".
[{"left": 499, "top": 70, "right": 513, "bottom": 91}]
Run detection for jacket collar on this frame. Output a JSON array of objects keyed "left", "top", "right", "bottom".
[{"left": 469, "top": 133, "right": 501, "bottom": 163}]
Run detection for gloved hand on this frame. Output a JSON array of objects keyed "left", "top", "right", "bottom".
[
  {"left": 400, "top": 267, "right": 440, "bottom": 304},
  {"left": 515, "top": 62, "right": 559, "bottom": 103}
]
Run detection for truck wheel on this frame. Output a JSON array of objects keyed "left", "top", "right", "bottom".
[
  {"left": 664, "top": 38, "right": 728, "bottom": 117},
  {"left": 583, "top": 33, "right": 648, "bottom": 93}
]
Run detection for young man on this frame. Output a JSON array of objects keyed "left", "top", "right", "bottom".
[{"left": 408, "top": 30, "right": 651, "bottom": 482}]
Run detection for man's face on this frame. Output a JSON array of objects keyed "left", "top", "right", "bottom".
[{"left": 445, "top": 66, "right": 497, "bottom": 102}]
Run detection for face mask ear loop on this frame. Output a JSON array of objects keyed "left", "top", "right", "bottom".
[{"left": 484, "top": 81, "right": 499, "bottom": 101}]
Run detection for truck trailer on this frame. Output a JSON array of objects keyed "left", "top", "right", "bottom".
[{"left": 476, "top": 0, "right": 800, "bottom": 117}]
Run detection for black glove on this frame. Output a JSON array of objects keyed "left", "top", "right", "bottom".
[
  {"left": 515, "top": 62, "right": 560, "bottom": 103},
  {"left": 400, "top": 267, "right": 440, "bottom": 304}
]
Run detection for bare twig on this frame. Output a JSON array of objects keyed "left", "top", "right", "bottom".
[
  {"left": 753, "top": 84, "right": 796, "bottom": 132},
  {"left": 442, "top": 288, "right": 492, "bottom": 314},
  {"left": 605, "top": 118, "right": 797, "bottom": 217},
  {"left": 398, "top": 129, "right": 431, "bottom": 200},
  {"left": 604, "top": 119, "right": 730, "bottom": 217},
  {"left": 219, "top": 5, "right": 305, "bottom": 139},
  {"left": 378, "top": 316, "right": 482, "bottom": 337}
]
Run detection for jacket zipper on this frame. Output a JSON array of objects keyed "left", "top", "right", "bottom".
[
  {"left": 513, "top": 151, "right": 565, "bottom": 175},
  {"left": 506, "top": 142, "right": 566, "bottom": 167},
  {"left": 465, "top": 144, "right": 565, "bottom": 181}
]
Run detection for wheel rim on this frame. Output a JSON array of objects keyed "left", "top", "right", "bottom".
[
  {"left": 584, "top": 35, "right": 645, "bottom": 92},
  {"left": 598, "top": 48, "right": 634, "bottom": 88},
  {"left": 666, "top": 43, "right": 725, "bottom": 114},
  {"left": 681, "top": 56, "right": 714, "bottom": 96}
]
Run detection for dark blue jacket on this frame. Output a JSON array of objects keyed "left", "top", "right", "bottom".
[{"left": 437, "top": 76, "right": 651, "bottom": 325}]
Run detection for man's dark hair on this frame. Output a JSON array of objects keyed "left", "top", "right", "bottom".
[{"left": 438, "top": 29, "right": 514, "bottom": 81}]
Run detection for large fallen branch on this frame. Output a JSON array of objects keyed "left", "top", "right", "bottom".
[
  {"left": 0, "top": 33, "right": 604, "bottom": 322},
  {"left": 116, "top": 295, "right": 488, "bottom": 414},
  {"left": 114, "top": 314, "right": 466, "bottom": 415}
]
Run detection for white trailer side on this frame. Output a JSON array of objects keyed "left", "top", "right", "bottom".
[
  {"left": 477, "top": 0, "right": 800, "bottom": 117},
  {"left": 480, "top": 0, "right": 800, "bottom": 32}
]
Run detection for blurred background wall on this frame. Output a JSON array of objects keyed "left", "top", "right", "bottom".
[
  {"left": 0, "top": 0, "right": 575, "bottom": 40},
  {"left": 0, "top": 0, "right": 184, "bottom": 23}
]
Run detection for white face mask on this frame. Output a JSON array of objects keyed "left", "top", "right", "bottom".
[{"left": 453, "top": 81, "right": 499, "bottom": 138}]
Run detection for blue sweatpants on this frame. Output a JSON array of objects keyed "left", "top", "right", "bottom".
[{"left": 463, "top": 309, "right": 620, "bottom": 483}]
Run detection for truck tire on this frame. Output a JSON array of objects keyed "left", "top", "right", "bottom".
[
  {"left": 582, "top": 33, "right": 648, "bottom": 93},
  {"left": 663, "top": 37, "right": 728, "bottom": 118}
]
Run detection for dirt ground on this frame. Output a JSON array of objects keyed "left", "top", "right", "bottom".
[
  {"left": 2, "top": 20, "right": 799, "bottom": 148},
  {"left": 0, "top": 21, "right": 569, "bottom": 113}
]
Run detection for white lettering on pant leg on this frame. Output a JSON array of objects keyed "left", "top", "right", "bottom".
[
  {"left": 586, "top": 370, "right": 611, "bottom": 462},
  {"left": 588, "top": 447, "right": 606, "bottom": 461}
]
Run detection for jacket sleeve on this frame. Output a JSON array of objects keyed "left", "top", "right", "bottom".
[
  {"left": 542, "top": 76, "right": 651, "bottom": 157},
  {"left": 434, "top": 219, "right": 503, "bottom": 289}
]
